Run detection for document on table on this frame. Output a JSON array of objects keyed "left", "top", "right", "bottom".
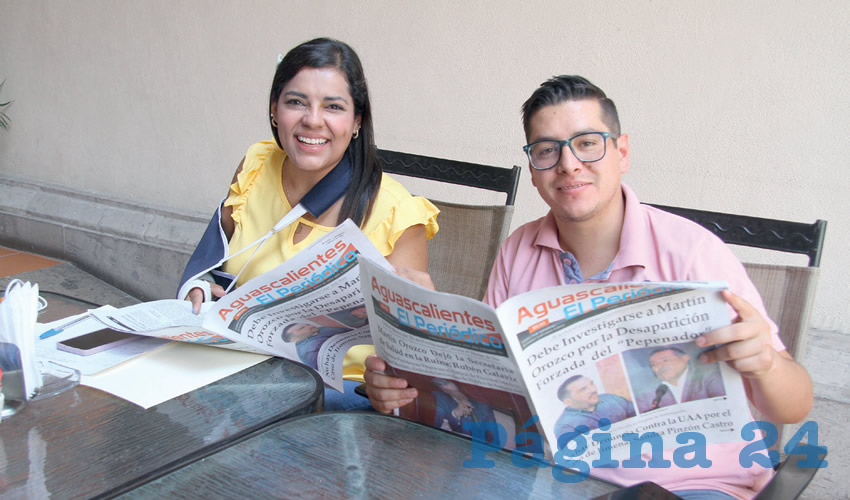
[{"left": 81, "top": 342, "right": 269, "bottom": 408}]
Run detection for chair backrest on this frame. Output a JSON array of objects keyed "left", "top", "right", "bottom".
[
  {"left": 379, "top": 149, "right": 521, "bottom": 299},
  {"left": 648, "top": 204, "right": 826, "bottom": 267},
  {"left": 648, "top": 202, "right": 827, "bottom": 354},
  {"left": 649, "top": 203, "right": 827, "bottom": 448}
]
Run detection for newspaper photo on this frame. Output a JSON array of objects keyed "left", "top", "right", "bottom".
[
  {"left": 89, "top": 220, "right": 391, "bottom": 390},
  {"left": 358, "top": 255, "right": 536, "bottom": 451},
  {"left": 497, "top": 282, "right": 750, "bottom": 463},
  {"left": 358, "top": 255, "right": 752, "bottom": 461}
]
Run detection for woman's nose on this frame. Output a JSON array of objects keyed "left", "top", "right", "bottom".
[{"left": 302, "top": 106, "right": 323, "bottom": 127}]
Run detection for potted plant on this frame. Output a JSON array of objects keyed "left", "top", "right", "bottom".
[{"left": 0, "top": 79, "right": 11, "bottom": 130}]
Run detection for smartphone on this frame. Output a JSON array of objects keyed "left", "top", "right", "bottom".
[{"left": 56, "top": 329, "right": 142, "bottom": 356}]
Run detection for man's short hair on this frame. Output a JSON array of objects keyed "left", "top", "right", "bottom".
[
  {"left": 557, "top": 374, "right": 585, "bottom": 401},
  {"left": 649, "top": 346, "right": 688, "bottom": 358},
  {"left": 521, "top": 75, "right": 621, "bottom": 140},
  {"left": 432, "top": 378, "right": 454, "bottom": 391},
  {"left": 281, "top": 322, "right": 306, "bottom": 343}
]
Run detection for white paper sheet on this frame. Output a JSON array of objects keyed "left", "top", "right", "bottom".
[{"left": 81, "top": 342, "right": 269, "bottom": 408}]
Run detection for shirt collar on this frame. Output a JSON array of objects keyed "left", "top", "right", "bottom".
[
  {"left": 611, "top": 183, "right": 649, "bottom": 272},
  {"left": 533, "top": 211, "right": 562, "bottom": 251},
  {"left": 533, "top": 184, "right": 649, "bottom": 273}
]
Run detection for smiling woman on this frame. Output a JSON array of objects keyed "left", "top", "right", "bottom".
[{"left": 178, "top": 38, "right": 440, "bottom": 411}]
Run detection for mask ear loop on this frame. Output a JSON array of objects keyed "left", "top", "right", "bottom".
[
  {"left": 4, "top": 278, "right": 24, "bottom": 295},
  {"left": 221, "top": 204, "right": 308, "bottom": 295}
]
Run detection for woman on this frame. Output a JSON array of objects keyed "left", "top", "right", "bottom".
[{"left": 179, "top": 38, "right": 439, "bottom": 410}]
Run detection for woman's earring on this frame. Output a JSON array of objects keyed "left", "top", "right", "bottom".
[
  {"left": 270, "top": 114, "right": 278, "bottom": 127},
  {"left": 352, "top": 128, "right": 360, "bottom": 139}
]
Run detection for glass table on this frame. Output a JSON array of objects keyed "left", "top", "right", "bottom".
[
  {"left": 121, "top": 412, "right": 623, "bottom": 499},
  {"left": 0, "top": 287, "right": 323, "bottom": 498}
]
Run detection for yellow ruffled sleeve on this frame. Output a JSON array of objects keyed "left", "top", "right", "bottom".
[
  {"left": 366, "top": 195, "right": 440, "bottom": 255},
  {"left": 223, "top": 141, "right": 277, "bottom": 225}
]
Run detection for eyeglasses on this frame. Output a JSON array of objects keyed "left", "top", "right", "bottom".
[{"left": 523, "top": 132, "right": 615, "bottom": 170}]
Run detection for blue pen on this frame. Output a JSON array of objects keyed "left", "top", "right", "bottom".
[{"left": 39, "top": 315, "right": 89, "bottom": 339}]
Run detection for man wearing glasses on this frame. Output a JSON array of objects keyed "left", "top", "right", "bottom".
[{"left": 366, "top": 75, "right": 812, "bottom": 499}]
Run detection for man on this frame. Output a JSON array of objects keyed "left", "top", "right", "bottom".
[
  {"left": 554, "top": 375, "right": 635, "bottom": 437},
  {"left": 366, "top": 75, "right": 812, "bottom": 498},
  {"left": 637, "top": 347, "right": 725, "bottom": 413},
  {"left": 431, "top": 378, "right": 496, "bottom": 440},
  {"left": 281, "top": 322, "right": 349, "bottom": 370},
  {"left": 328, "top": 305, "right": 370, "bottom": 329}
]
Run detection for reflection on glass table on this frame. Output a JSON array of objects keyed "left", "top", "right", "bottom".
[{"left": 122, "top": 412, "right": 623, "bottom": 499}]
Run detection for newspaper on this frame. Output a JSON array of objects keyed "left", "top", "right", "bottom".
[
  {"left": 358, "top": 254, "right": 751, "bottom": 462},
  {"left": 88, "top": 220, "right": 391, "bottom": 391}
]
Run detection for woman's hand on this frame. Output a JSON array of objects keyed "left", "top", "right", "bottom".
[
  {"left": 385, "top": 224, "right": 434, "bottom": 289},
  {"left": 393, "top": 266, "right": 436, "bottom": 290},
  {"left": 186, "top": 282, "right": 226, "bottom": 315},
  {"left": 364, "top": 355, "right": 417, "bottom": 413}
]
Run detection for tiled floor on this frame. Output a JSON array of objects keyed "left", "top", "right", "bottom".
[
  {"left": 0, "top": 246, "right": 61, "bottom": 278},
  {"left": 0, "top": 247, "right": 139, "bottom": 308}
]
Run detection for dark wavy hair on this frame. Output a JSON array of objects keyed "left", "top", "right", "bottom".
[
  {"left": 521, "top": 75, "right": 621, "bottom": 141},
  {"left": 269, "top": 38, "right": 380, "bottom": 227}
]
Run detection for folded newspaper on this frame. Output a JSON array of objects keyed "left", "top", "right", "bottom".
[
  {"left": 358, "top": 254, "right": 750, "bottom": 463},
  {"left": 87, "top": 221, "right": 391, "bottom": 391}
]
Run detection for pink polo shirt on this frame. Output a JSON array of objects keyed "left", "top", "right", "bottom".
[{"left": 485, "top": 184, "right": 780, "bottom": 498}]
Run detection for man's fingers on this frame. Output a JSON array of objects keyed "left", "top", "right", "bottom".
[
  {"left": 721, "top": 290, "right": 758, "bottom": 321},
  {"left": 697, "top": 324, "right": 738, "bottom": 348}
]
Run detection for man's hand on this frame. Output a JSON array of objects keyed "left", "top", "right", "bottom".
[
  {"left": 452, "top": 400, "right": 473, "bottom": 419},
  {"left": 186, "top": 282, "right": 226, "bottom": 315},
  {"left": 696, "top": 290, "right": 778, "bottom": 379},
  {"left": 364, "top": 355, "right": 418, "bottom": 413}
]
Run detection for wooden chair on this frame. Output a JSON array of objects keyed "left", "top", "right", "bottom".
[
  {"left": 649, "top": 203, "right": 828, "bottom": 499},
  {"left": 379, "top": 149, "right": 521, "bottom": 300}
]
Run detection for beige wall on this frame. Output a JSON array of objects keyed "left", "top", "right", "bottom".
[{"left": 1, "top": 1, "right": 848, "bottom": 331}]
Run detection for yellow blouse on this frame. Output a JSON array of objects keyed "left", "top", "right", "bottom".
[{"left": 222, "top": 141, "right": 439, "bottom": 381}]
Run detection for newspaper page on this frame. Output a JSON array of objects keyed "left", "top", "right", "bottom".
[
  {"left": 359, "top": 255, "right": 537, "bottom": 450},
  {"left": 91, "top": 220, "right": 391, "bottom": 390},
  {"left": 90, "top": 302, "right": 260, "bottom": 352},
  {"left": 359, "top": 255, "right": 752, "bottom": 460},
  {"left": 496, "top": 282, "right": 752, "bottom": 463}
]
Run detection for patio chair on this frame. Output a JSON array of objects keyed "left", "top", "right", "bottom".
[
  {"left": 649, "top": 204, "right": 826, "bottom": 372},
  {"left": 379, "top": 149, "right": 521, "bottom": 300},
  {"left": 650, "top": 203, "right": 828, "bottom": 499}
]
